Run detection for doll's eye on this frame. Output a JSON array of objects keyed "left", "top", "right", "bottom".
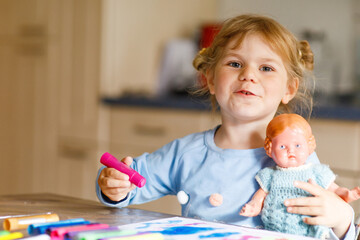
[{"left": 279, "top": 145, "right": 285, "bottom": 149}]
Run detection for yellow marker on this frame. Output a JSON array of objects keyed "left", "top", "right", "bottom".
[
  {"left": 106, "top": 233, "right": 164, "bottom": 240},
  {"left": 0, "top": 232, "right": 23, "bottom": 240},
  {"left": 3, "top": 213, "right": 59, "bottom": 231}
]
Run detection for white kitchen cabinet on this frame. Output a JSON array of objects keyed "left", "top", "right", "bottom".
[
  {"left": 0, "top": 0, "right": 219, "bottom": 201},
  {"left": 0, "top": 0, "right": 61, "bottom": 195},
  {"left": 0, "top": 0, "right": 104, "bottom": 200}
]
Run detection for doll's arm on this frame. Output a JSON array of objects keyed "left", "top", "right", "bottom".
[
  {"left": 239, "top": 188, "right": 267, "bottom": 217},
  {"left": 328, "top": 182, "right": 360, "bottom": 203}
]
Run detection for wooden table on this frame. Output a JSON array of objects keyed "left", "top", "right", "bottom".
[{"left": 0, "top": 193, "right": 174, "bottom": 232}]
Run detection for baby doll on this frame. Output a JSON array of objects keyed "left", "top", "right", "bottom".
[{"left": 240, "top": 113, "right": 360, "bottom": 239}]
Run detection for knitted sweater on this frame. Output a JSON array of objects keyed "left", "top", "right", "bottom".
[{"left": 256, "top": 163, "right": 336, "bottom": 239}]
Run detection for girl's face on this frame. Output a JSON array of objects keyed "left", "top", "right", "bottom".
[
  {"left": 207, "top": 34, "right": 297, "bottom": 123},
  {"left": 270, "top": 127, "right": 310, "bottom": 168}
]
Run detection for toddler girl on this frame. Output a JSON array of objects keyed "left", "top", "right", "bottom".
[{"left": 96, "top": 14, "right": 355, "bottom": 239}]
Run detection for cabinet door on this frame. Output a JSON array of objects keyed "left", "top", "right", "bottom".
[
  {"left": 0, "top": 0, "right": 58, "bottom": 194},
  {"left": 310, "top": 119, "right": 360, "bottom": 171},
  {"left": 55, "top": 0, "right": 102, "bottom": 200},
  {"left": 109, "top": 107, "right": 207, "bottom": 150}
]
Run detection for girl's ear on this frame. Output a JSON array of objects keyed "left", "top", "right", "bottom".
[
  {"left": 205, "top": 70, "right": 215, "bottom": 95},
  {"left": 281, "top": 77, "right": 299, "bottom": 104}
]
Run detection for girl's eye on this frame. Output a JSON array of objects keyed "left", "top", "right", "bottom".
[
  {"left": 228, "top": 62, "right": 241, "bottom": 68},
  {"left": 279, "top": 145, "right": 285, "bottom": 149},
  {"left": 296, "top": 144, "right": 301, "bottom": 148},
  {"left": 260, "top": 66, "right": 273, "bottom": 72}
]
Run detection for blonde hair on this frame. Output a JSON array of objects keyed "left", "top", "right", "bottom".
[
  {"left": 264, "top": 114, "right": 316, "bottom": 156},
  {"left": 193, "top": 14, "right": 314, "bottom": 118}
]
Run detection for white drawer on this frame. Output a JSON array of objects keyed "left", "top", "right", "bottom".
[{"left": 110, "top": 107, "right": 214, "bottom": 148}]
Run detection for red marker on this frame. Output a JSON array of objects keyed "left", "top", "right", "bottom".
[
  {"left": 100, "top": 152, "right": 146, "bottom": 188},
  {"left": 49, "top": 223, "right": 109, "bottom": 240}
]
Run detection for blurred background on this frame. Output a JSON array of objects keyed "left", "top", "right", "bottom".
[{"left": 1, "top": 0, "right": 360, "bottom": 215}]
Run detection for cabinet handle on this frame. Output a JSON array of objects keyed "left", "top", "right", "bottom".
[
  {"left": 59, "top": 146, "right": 88, "bottom": 160},
  {"left": 133, "top": 124, "right": 166, "bottom": 137}
]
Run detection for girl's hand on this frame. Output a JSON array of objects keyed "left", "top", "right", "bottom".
[
  {"left": 98, "top": 156, "right": 136, "bottom": 202},
  {"left": 284, "top": 179, "right": 353, "bottom": 239}
]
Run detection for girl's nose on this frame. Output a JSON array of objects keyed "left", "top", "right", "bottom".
[{"left": 239, "top": 66, "right": 257, "bottom": 82}]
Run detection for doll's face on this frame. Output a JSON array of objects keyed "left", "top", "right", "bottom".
[{"left": 270, "top": 127, "right": 310, "bottom": 168}]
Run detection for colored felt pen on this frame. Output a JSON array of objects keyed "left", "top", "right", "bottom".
[
  {"left": 0, "top": 232, "right": 9, "bottom": 236},
  {"left": 64, "top": 227, "right": 120, "bottom": 240},
  {"left": 3, "top": 213, "right": 59, "bottom": 231},
  {"left": 0, "top": 232, "right": 23, "bottom": 240},
  {"left": 28, "top": 218, "right": 90, "bottom": 235},
  {"left": 101, "top": 233, "right": 164, "bottom": 240},
  {"left": 19, "top": 234, "right": 51, "bottom": 240},
  {"left": 50, "top": 223, "right": 110, "bottom": 240},
  {"left": 100, "top": 152, "right": 146, "bottom": 188},
  {"left": 69, "top": 228, "right": 137, "bottom": 240}
]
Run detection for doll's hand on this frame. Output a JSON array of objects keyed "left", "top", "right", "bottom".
[
  {"left": 239, "top": 202, "right": 262, "bottom": 217},
  {"left": 98, "top": 156, "right": 137, "bottom": 202},
  {"left": 336, "top": 186, "right": 360, "bottom": 203},
  {"left": 284, "top": 179, "right": 353, "bottom": 239}
]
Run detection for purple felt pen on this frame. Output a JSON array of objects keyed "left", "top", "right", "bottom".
[{"left": 100, "top": 152, "right": 146, "bottom": 188}]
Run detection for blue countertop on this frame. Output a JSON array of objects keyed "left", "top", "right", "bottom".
[{"left": 102, "top": 95, "right": 360, "bottom": 121}]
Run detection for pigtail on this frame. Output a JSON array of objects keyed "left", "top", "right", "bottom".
[
  {"left": 298, "top": 40, "right": 314, "bottom": 71},
  {"left": 192, "top": 48, "right": 208, "bottom": 73},
  {"left": 192, "top": 48, "right": 218, "bottom": 111}
]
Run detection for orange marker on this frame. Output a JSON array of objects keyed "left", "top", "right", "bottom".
[{"left": 3, "top": 213, "right": 59, "bottom": 231}]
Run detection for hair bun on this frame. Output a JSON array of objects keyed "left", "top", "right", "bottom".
[{"left": 298, "top": 40, "right": 314, "bottom": 71}]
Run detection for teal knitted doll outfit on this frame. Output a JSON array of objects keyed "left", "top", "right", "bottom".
[{"left": 256, "top": 163, "right": 335, "bottom": 239}]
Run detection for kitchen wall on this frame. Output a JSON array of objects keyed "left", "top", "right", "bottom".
[
  {"left": 100, "top": 0, "right": 218, "bottom": 97},
  {"left": 101, "top": 0, "right": 357, "bottom": 97}
]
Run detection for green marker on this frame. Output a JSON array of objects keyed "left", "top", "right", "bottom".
[
  {"left": 0, "top": 231, "right": 9, "bottom": 236},
  {"left": 73, "top": 229, "right": 137, "bottom": 240}
]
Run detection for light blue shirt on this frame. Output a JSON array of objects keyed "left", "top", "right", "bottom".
[{"left": 96, "top": 126, "right": 356, "bottom": 240}]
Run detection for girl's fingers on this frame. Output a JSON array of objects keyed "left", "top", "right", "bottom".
[
  {"left": 284, "top": 196, "right": 322, "bottom": 207},
  {"left": 293, "top": 179, "right": 324, "bottom": 197},
  {"left": 122, "top": 156, "right": 133, "bottom": 167},
  {"left": 303, "top": 216, "right": 327, "bottom": 226},
  {"left": 106, "top": 168, "right": 130, "bottom": 180},
  {"left": 287, "top": 205, "right": 323, "bottom": 216}
]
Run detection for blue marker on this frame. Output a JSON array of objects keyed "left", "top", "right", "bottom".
[{"left": 28, "top": 218, "right": 90, "bottom": 235}]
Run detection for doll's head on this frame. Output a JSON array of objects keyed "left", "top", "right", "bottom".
[
  {"left": 193, "top": 14, "right": 314, "bottom": 118},
  {"left": 264, "top": 114, "right": 316, "bottom": 168}
]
